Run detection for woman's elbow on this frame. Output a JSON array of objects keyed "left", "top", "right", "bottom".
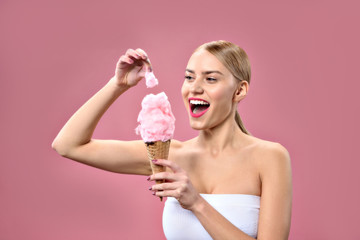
[{"left": 51, "top": 138, "right": 70, "bottom": 157}]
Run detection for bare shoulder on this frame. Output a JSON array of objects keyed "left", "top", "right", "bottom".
[
  {"left": 168, "top": 139, "right": 184, "bottom": 158},
  {"left": 246, "top": 136, "right": 291, "bottom": 174},
  {"left": 169, "top": 139, "right": 184, "bottom": 149},
  {"left": 169, "top": 138, "right": 197, "bottom": 151},
  {"left": 258, "top": 140, "right": 290, "bottom": 161},
  {"left": 168, "top": 138, "right": 198, "bottom": 161}
]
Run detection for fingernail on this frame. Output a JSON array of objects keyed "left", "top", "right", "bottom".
[
  {"left": 148, "top": 186, "right": 152, "bottom": 191},
  {"left": 152, "top": 159, "right": 157, "bottom": 163},
  {"left": 152, "top": 192, "right": 155, "bottom": 195},
  {"left": 147, "top": 176, "right": 150, "bottom": 181}
]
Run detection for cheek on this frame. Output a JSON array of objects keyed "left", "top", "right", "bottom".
[
  {"left": 210, "top": 86, "right": 234, "bottom": 103},
  {"left": 181, "top": 82, "right": 189, "bottom": 104},
  {"left": 181, "top": 81, "right": 190, "bottom": 97}
]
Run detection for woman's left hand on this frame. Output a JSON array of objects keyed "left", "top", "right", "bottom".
[{"left": 148, "top": 159, "right": 202, "bottom": 211}]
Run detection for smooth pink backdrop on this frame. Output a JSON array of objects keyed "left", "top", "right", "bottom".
[{"left": 1, "top": 0, "right": 359, "bottom": 239}]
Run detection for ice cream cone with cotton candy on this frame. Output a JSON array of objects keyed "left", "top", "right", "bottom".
[{"left": 136, "top": 92, "right": 175, "bottom": 201}]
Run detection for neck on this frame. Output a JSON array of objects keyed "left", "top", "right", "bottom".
[{"left": 196, "top": 115, "right": 246, "bottom": 153}]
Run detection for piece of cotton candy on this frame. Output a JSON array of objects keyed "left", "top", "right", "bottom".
[
  {"left": 145, "top": 71, "right": 159, "bottom": 88},
  {"left": 135, "top": 92, "right": 175, "bottom": 142}
]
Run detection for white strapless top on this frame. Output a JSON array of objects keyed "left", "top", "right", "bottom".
[{"left": 162, "top": 194, "right": 260, "bottom": 239}]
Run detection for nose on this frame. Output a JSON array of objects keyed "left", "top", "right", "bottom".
[{"left": 190, "top": 78, "right": 204, "bottom": 94}]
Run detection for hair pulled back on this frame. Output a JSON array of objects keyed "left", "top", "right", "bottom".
[{"left": 195, "top": 40, "right": 251, "bottom": 135}]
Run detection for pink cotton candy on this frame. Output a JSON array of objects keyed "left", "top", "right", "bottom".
[
  {"left": 145, "top": 71, "right": 159, "bottom": 88},
  {"left": 135, "top": 92, "right": 175, "bottom": 142}
]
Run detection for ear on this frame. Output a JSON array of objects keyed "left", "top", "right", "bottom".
[{"left": 233, "top": 80, "right": 249, "bottom": 102}]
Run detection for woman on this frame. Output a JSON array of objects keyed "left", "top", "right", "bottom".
[{"left": 52, "top": 40, "right": 292, "bottom": 239}]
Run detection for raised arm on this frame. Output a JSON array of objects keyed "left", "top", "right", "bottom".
[{"left": 51, "top": 48, "right": 152, "bottom": 175}]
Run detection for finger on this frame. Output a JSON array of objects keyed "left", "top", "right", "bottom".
[
  {"left": 135, "top": 48, "right": 152, "bottom": 71},
  {"left": 152, "top": 159, "right": 183, "bottom": 173},
  {"left": 151, "top": 182, "right": 179, "bottom": 191},
  {"left": 119, "top": 55, "right": 134, "bottom": 65},
  {"left": 150, "top": 171, "right": 178, "bottom": 182},
  {"left": 125, "top": 50, "right": 144, "bottom": 68},
  {"left": 126, "top": 49, "right": 151, "bottom": 71},
  {"left": 125, "top": 48, "right": 139, "bottom": 57},
  {"left": 154, "top": 189, "right": 181, "bottom": 199},
  {"left": 135, "top": 48, "right": 148, "bottom": 60},
  {"left": 126, "top": 49, "right": 142, "bottom": 60}
]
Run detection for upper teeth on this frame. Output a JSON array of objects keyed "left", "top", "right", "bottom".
[{"left": 190, "top": 100, "right": 209, "bottom": 105}]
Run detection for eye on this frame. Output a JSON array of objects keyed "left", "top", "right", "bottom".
[
  {"left": 185, "top": 75, "right": 194, "bottom": 80},
  {"left": 206, "top": 77, "right": 217, "bottom": 82}
]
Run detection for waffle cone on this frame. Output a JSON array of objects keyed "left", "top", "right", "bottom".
[{"left": 145, "top": 140, "right": 171, "bottom": 201}]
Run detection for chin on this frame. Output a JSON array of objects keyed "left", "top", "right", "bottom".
[
  {"left": 189, "top": 122, "right": 201, "bottom": 130},
  {"left": 188, "top": 119, "right": 210, "bottom": 131},
  {"left": 190, "top": 125, "right": 204, "bottom": 131}
]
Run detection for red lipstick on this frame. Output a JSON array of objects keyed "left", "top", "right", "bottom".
[{"left": 188, "top": 98, "right": 210, "bottom": 118}]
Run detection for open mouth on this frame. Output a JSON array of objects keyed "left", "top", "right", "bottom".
[{"left": 189, "top": 98, "right": 210, "bottom": 118}]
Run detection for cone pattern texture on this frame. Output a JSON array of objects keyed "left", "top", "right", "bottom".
[
  {"left": 146, "top": 140, "right": 171, "bottom": 201},
  {"left": 146, "top": 140, "right": 171, "bottom": 181}
]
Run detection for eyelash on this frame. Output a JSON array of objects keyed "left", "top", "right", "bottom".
[
  {"left": 207, "top": 77, "right": 217, "bottom": 82},
  {"left": 184, "top": 76, "right": 217, "bottom": 82}
]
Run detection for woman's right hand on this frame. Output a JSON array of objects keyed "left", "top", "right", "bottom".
[
  {"left": 52, "top": 47, "right": 154, "bottom": 176},
  {"left": 113, "top": 48, "right": 152, "bottom": 88}
]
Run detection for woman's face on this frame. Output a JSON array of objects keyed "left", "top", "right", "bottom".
[{"left": 181, "top": 49, "right": 239, "bottom": 130}]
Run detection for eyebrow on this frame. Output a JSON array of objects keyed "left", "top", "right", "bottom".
[{"left": 186, "top": 69, "right": 224, "bottom": 75}]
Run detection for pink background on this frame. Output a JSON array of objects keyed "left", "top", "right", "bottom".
[{"left": 1, "top": 0, "right": 359, "bottom": 239}]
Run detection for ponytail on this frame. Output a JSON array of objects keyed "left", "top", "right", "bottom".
[{"left": 235, "top": 110, "right": 251, "bottom": 135}]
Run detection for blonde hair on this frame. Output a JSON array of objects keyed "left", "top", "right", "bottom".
[{"left": 195, "top": 40, "right": 251, "bottom": 135}]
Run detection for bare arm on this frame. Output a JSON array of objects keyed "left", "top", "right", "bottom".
[
  {"left": 52, "top": 49, "right": 153, "bottom": 175},
  {"left": 257, "top": 143, "right": 292, "bottom": 239}
]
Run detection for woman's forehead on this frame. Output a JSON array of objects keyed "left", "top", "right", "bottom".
[{"left": 186, "top": 50, "right": 228, "bottom": 74}]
